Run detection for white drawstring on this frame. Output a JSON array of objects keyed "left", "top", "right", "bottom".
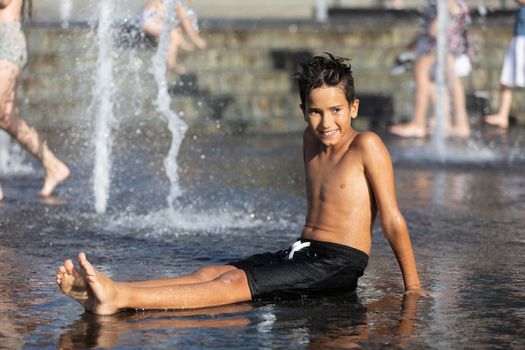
[{"left": 288, "top": 240, "right": 311, "bottom": 259}]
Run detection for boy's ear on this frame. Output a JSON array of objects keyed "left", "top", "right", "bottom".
[{"left": 350, "top": 99, "right": 359, "bottom": 119}]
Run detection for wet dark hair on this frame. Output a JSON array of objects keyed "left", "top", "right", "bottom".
[{"left": 294, "top": 52, "right": 355, "bottom": 106}]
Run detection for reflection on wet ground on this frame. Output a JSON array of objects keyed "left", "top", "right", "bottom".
[{"left": 0, "top": 128, "right": 524, "bottom": 348}]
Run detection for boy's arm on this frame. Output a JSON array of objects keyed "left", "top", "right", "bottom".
[{"left": 358, "top": 132, "right": 421, "bottom": 292}]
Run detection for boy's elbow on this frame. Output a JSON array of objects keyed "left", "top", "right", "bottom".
[{"left": 380, "top": 212, "right": 407, "bottom": 238}]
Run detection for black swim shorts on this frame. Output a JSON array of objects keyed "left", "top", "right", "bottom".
[{"left": 228, "top": 238, "right": 369, "bottom": 299}]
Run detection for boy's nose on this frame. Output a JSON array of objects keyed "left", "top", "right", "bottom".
[{"left": 321, "top": 114, "right": 333, "bottom": 128}]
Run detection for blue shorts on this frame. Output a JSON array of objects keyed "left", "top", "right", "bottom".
[{"left": 229, "top": 239, "right": 369, "bottom": 299}]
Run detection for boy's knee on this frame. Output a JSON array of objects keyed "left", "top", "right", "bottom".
[
  {"left": 218, "top": 269, "right": 248, "bottom": 286},
  {"left": 194, "top": 266, "right": 214, "bottom": 280},
  {"left": 194, "top": 265, "right": 231, "bottom": 281}
]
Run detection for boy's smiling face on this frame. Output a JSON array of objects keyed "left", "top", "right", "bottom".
[{"left": 302, "top": 85, "right": 359, "bottom": 147}]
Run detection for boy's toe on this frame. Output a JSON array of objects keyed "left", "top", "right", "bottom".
[{"left": 64, "top": 259, "right": 75, "bottom": 274}]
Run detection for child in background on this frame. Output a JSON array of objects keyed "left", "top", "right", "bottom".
[
  {"left": 0, "top": 0, "right": 69, "bottom": 200},
  {"left": 389, "top": 0, "right": 473, "bottom": 138},
  {"left": 139, "top": 0, "right": 206, "bottom": 74},
  {"left": 484, "top": 0, "right": 525, "bottom": 129}
]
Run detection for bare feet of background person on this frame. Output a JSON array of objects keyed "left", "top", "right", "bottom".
[
  {"left": 449, "top": 123, "right": 471, "bottom": 139},
  {"left": 167, "top": 60, "right": 187, "bottom": 75},
  {"left": 40, "top": 158, "right": 70, "bottom": 197},
  {"left": 484, "top": 114, "right": 509, "bottom": 129},
  {"left": 389, "top": 123, "right": 427, "bottom": 138}
]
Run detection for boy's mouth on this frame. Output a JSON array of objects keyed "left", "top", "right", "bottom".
[{"left": 320, "top": 129, "right": 339, "bottom": 138}]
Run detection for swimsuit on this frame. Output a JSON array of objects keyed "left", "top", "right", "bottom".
[
  {"left": 0, "top": 22, "right": 27, "bottom": 69},
  {"left": 229, "top": 238, "right": 369, "bottom": 299},
  {"left": 178, "top": 3, "right": 199, "bottom": 31},
  {"left": 138, "top": 9, "right": 164, "bottom": 28},
  {"left": 138, "top": 2, "right": 199, "bottom": 31}
]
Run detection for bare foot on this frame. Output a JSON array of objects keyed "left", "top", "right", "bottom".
[
  {"left": 40, "top": 160, "right": 70, "bottom": 197},
  {"left": 449, "top": 125, "right": 471, "bottom": 139},
  {"left": 56, "top": 252, "right": 120, "bottom": 315},
  {"left": 56, "top": 259, "right": 89, "bottom": 304},
  {"left": 389, "top": 123, "right": 427, "bottom": 138},
  {"left": 484, "top": 114, "right": 509, "bottom": 129},
  {"left": 167, "top": 62, "right": 187, "bottom": 75}
]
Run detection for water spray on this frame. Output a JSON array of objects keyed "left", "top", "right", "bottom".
[
  {"left": 92, "top": 0, "right": 116, "bottom": 214},
  {"left": 432, "top": 0, "right": 449, "bottom": 161},
  {"left": 60, "top": 0, "right": 73, "bottom": 29},
  {"left": 150, "top": 0, "right": 188, "bottom": 211}
]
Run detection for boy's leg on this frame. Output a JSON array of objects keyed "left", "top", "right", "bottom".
[
  {"left": 56, "top": 258, "right": 237, "bottom": 306},
  {"left": 0, "top": 61, "right": 69, "bottom": 196},
  {"left": 122, "top": 265, "right": 237, "bottom": 287},
  {"left": 484, "top": 85, "right": 512, "bottom": 129},
  {"left": 56, "top": 253, "right": 251, "bottom": 315}
]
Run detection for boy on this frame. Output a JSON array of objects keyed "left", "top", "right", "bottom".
[{"left": 56, "top": 53, "right": 422, "bottom": 315}]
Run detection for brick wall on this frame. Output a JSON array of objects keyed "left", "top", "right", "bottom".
[{"left": 18, "top": 10, "right": 519, "bottom": 133}]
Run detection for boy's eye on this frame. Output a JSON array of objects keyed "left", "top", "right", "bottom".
[
  {"left": 308, "top": 111, "right": 320, "bottom": 117},
  {"left": 331, "top": 108, "right": 341, "bottom": 113}
]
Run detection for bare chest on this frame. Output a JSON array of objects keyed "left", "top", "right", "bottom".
[{"left": 306, "top": 156, "right": 369, "bottom": 204}]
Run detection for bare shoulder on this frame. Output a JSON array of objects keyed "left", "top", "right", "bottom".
[
  {"left": 353, "top": 131, "right": 387, "bottom": 151},
  {"left": 352, "top": 131, "right": 391, "bottom": 165}
]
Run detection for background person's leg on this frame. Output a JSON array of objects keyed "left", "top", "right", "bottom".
[
  {"left": 176, "top": 4, "right": 206, "bottom": 50},
  {"left": 484, "top": 85, "right": 513, "bottom": 129},
  {"left": 0, "top": 61, "right": 69, "bottom": 196},
  {"left": 447, "top": 55, "right": 470, "bottom": 138},
  {"left": 389, "top": 54, "right": 435, "bottom": 138}
]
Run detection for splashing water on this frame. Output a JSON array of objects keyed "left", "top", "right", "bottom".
[
  {"left": 0, "top": 131, "right": 33, "bottom": 176},
  {"left": 59, "top": 0, "right": 73, "bottom": 28},
  {"left": 92, "top": 0, "right": 116, "bottom": 214},
  {"left": 150, "top": 0, "right": 188, "bottom": 211},
  {"left": 431, "top": 0, "right": 449, "bottom": 161}
]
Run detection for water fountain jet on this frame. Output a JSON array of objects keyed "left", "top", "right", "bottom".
[
  {"left": 92, "top": 0, "right": 116, "bottom": 214},
  {"left": 149, "top": 0, "right": 188, "bottom": 211},
  {"left": 431, "top": 0, "right": 449, "bottom": 162},
  {"left": 59, "top": 0, "right": 73, "bottom": 28}
]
